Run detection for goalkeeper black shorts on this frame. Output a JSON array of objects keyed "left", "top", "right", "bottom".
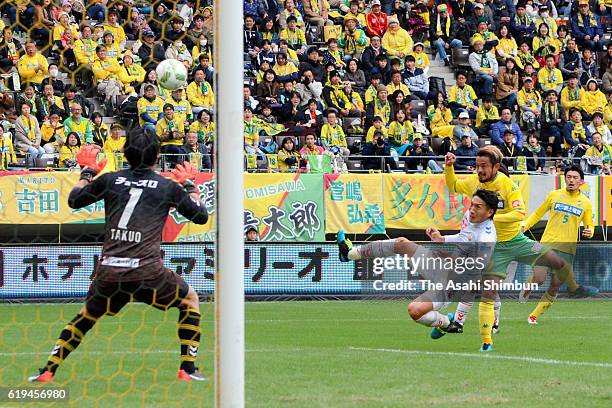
[{"left": 85, "top": 266, "right": 190, "bottom": 317}]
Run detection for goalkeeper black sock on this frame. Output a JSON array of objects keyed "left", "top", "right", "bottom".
[
  {"left": 178, "top": 308, "right": 201, "bottom": 373},
  {"left": 44, "top": 312, "right": 98, "bottom": 374}
]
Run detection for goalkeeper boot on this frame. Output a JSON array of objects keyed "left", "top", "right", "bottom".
[
  {"left": 528, "top": 315, "right": 538, "bottom": 325},
  {"left": 479, "top": 343, "right": 494, "bottom": 352},
  {"left": 337, "top": 230, "right": 352, "bottom": 262},
  {"left": 177, "top": 368, "right": 208, "bottom": 382},
  {"left": 568, "top": 285, "right": 599, "bottom": 298},
  {"left": 430, "top": 313, "right": 454, "bottom": 340},
  {"left": 28, "top": 369, "right": 54, "bottom": 383}
]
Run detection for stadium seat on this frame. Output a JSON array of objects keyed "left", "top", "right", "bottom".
[
  {"left": 409, "top": 100, "right": 427, "bottom": 119},
  {"left": 476, "top": 138, "right": 491, "bottom": 148},
  {"left": 451, "top": 48, "right": 470, "bottom": 69},
  {"left": 34, "top": 157, "right": 58, "bottom": 168},
  {"left": 345, "top": 158, "right": 364, "bottom": 172},
  {"left": 430, "top": 137, "right": 445, "bottom": 154}
]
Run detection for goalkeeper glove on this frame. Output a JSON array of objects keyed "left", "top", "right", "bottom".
[
  {"left": 171, "top": 161, "right": 198, "bottom": 193},
  {"left": 76, "top": 145, "right": 107, "bottom": 182}
]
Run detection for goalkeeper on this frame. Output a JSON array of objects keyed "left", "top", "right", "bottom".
[{"left": 29, "top": 130, "right": 209, "bottom": 383}]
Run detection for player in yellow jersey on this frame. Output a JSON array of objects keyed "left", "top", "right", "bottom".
[
  {"left": 520, "top": 165, "right": 598, "bottom": 324},
  {"left": 443, "top": 145, "right": 579, "bottom": 351}
]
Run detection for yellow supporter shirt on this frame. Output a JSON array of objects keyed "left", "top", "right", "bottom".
[
  {"left": 537, "top": 66, "right": 563, "bottom": 92},
  {"left": 410, "top": 51, "right": 430, "bottom": 70},
  {"left": 366, "top": 124, "right": 388, "bottom": 143},
  {"left": 445, "top": 166, "right": 526, "bottom": 242},
  {"left": 165, "top": 97, "right": 193, "bottom": 123},
  {"left": 189, "top": 120, "right": 215, "bottom": 143},
  {"left": 186, "top": 81, "right": 215, "bottom": 108},
  {"left": 102, "top": 23, "right": 126, "bottom": 46},
  {"left": 475, "top": 105, "right": 500, "bottom": 128},
  {"left": 136, "top": 96, "right": 165, "bottom": 126},
  {"left": 92, "top": 58, "right": 121, "bottom": 82},
  {"left": 103, "top": 136, "right": 126, "bottom": 153},
  {"left": 17, "top": 53, "right": 49, "bottom": 84},
  {"left": 74, "top": 38, "right": 97, "bottom": 65},
  {"left": 524, "top": 189, "right": 593, "bottom": 254},
  {"left": 320, "top": 123, "right": 347, "bottom": 148},
  {"left": 448, "top": 85, "right": 477, "bottom": 108},
  {"left": 59, "top": 145, "right": 80, "bottom": 167},
  {"left": 155, "top": 117, "right": 185, "bottom": 146}
]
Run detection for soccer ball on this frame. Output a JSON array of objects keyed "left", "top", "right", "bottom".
[{"left": 156, "top": 59, "right": 188, "bottom": 91}]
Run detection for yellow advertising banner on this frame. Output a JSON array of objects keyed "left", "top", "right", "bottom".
[
  {"left": 324, "top": 173, "right": 384, "bottom": 234},
  {"left": 383, "top": 174, "right": 530, "bottom": 230}
]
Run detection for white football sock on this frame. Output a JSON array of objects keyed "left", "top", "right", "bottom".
[
  {"left": 454, "top": 302, "right": 473, "bottom": 326},
  {"left": 416, "top": 311, "right": 450, "bottom": 328}
]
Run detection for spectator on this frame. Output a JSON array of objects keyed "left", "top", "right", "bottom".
[
  {"left": 454, "top": 133, "right": 480, "bottom": 171},
  {"left": 15, "top": 102, "right": 44, "bottom": 167},
  {"left": 430, "top": 4, "right": 461, "bottom": 66},
  {"left": 118, "top": 51, "right": 146, "bottom": 96},
  {"left": 323, "top": 38, "right": 345, "bottom": 71},
  {"left": 475, "top": 97, "right": 500, "bottom": 136},
  {"left": 40, "top": 64, "right": 63, "bottom": 96},
  {"left": 511, "top": 2, "right": 536, "bottom": 44},
  {"left": 471, "top": 18, "right": 499, "bottom": 55},
  {"left": 496, "top": 24, "right": 517, "bottom": 65},
  {"left": 136, "top": 30, "right": 166, "bottom": 70},
  {"left": 469, "top": 4, "right": 494, "bottom": 33},
  {"left": 255, "top": 68, "right": 280, "bottom": 107},
  {"left": 259, "top": 18, "right": 280, "bottom": 51},
  {"left": 0, "top": 27, "right": 23, "bottom": 73},
  {"left": 582, "top": 78, "right": 607, "bottom": 120},
  {"left": 244, "top": 15, "right": 261, "bottom": 65},
  {"left": 469, "top": 37, "right": 498, "bottom": 97},
  {"left": 428, "top": 95, "right": 454, "bottom": 139},
  {"left": 148, "top": 3, "right": 171, "bottom": 37},
  {"left": 382, "top": 15, "right": 413, "bottom": 61},
  {"left": 243, "top": 84, "right": 259, "bottom": 111},
  {"left": 63, "top": 103, "right": 93, "bottom": 144},
  {"left": 36, "top": 83, "right": 64, "bottom": 122},
  {"left": 279, "top": 15, "right": 306, "bottom": 58},
  {"left": 532, "top": 23, "right": 558, "bottom": 66},
  {"left": 277, "top": 136, "right": 302, "bottom": 172},
  {"left": 362, "top": 130, "right": 396, "bottom": 171},
  {"left": 386, "top": 69, "right": 410, "bottom": 97},
  {"left": 453, "top": 111, "right": 479, "bottom": 148},
  {"left": 187, "top": 14, "right": 210, "bottom": 50},
  {"left": 103, "top": 123, "right": 126, "bottom": 155},
  {"left": 405, "top": 134, "right": 442, "bottom": 173},
  {"left": 562, "top": 108, "right": 591, "bottom": 155},
  {"left": 389, "top": 89, "right": 407, "bottom": 121},
  {"left": 273, "top": 52, "right": 298, "bottom": 83},
  {"left": 299, "top": 47, "right": 325, "bottom": 83},
  {"left": 322, "top": 70, "right": 352, "bottom": 116},
  {"left": 451, "top": 0, "right": 474, "bottom": 22},
  {"left": 579, "top": 47, "right": 598, "bottom": 86},
  {"left": 192, "top": 53, "right": 215, "bottom": 86},
  {"left": 31, "top": 0, "right": 53, "bottom": 47},
  {"left": 243, "top": 106, "right": 267, "bottom": 164},
  {"left": 165, "top": 87, "right": 193, "bottom": 126},
  {"left": 338, "top": 15, "right": 368, "bottom": 62},
  {"left": 387, "top": 108, "right": 413, "bottom": 155},
  {"left": 361, "top": 35, "right": 386, "bottom": 78},
  {"left": 58, "top": 131, "right": 80, "bottom": 168},
  {"left": 373, "top": 53, "right": 391, "bottom": 84},
  {"left": 448, "top": 72, "right": 478, "bottom": 118},
  {"left": 342, "top": 81, "right": 365, "bottom": 122},
  {"left": 344, "top": 1, "right": 367, "bottom": 30},
  {"left": 100, "top": 31, "right": 121, "bottom": 61},
  {"left": 245, "top": 226, "right": 259, "bottom": 241},
  {"left": 538, "top": 54, "right": 563, "bottom": 94},
  {"left": 0, "top": 123, "right": 17, "bottom": 170},
  {"left": 599, "top": 47, "right": 612, "bottom": 78},
  {"left": 533, "top": 4, "right": 557, "bottom": 38},
  {"left": 560, "top": 73, "right": 585, "bottom": 118},
  {"left": 559, "top": 38, "right": 582, "bottom": 81},
  {"left": 366, "top": 0, "right": 388, "bottom": 38},
  {"left": 496, "top": 58, "right": 519, "bottom": 109},
  {"left": 499, "top": 129, "right": 521, "bottom": 169},
  {"left": 17, "top": 42, "right": 49, "bottom": 88},
  {"left": 137, "top": 84, "right": 164, "bottom": 130},
  {"left": 73, "top": 24, "right": 97, "bottom": 91},
  {"left": 92, "top": 45, "right": 122, "bottom": 116},
  {"left": 156, "top": 103, "right": 185, "bottom": 168},
  {"left": 299, "top": 133, "right": 326, "bottom": 156},
  {"left": 587, "top": 112, "right": 612, "bottom": 145},
  {"left": 491, "top": 107, "right": 524, "bottom": 148},
  {"left": 125, "top": 8, "right": 152, "bottom": 41},
  {"left": 403, "top": 55, "right": 428, "bottom": 101},
  {"left": 603, "top": 60, "right": 612, "bottom": 96},
  {"left": 540, "top": 90, "right": 566, "bottom": 156},
  {"left": 365, "top": 84, "right": 391, "bottom": 126},
  {"left": 366, "top": 115, "right": 388, "bottom": 143},
  {"left": 165, "top": 38, "right": 193, "bottom": 71},
  {"left": 297, "top": 98, "right": 323, "bottom": 135},
  {"left": 102, "top": 8, "right": 126, "bottom": 49},
  {"left": 523, "top": 133, "right": 546, "bottom": 171},
  {"left": 189, "top": 109, "right": 215, "bottom": 146},
  {"left": 410, "top": 42, "right": 429, "bottom": 74},
  {"left": 517, "top": 76, "right": 542, "bottom": 131},
  {"left": 90, "top": 112, "right": 108, "bottom": 148},
  {"left": 40, "top": 112, "right": 65, "bottom": 153},
  {"left": 516, "top": 41, "right": 540, "bottom": 72},
  {"left": 320, "top": 109, "right": 350, "bottom": 156},
  {"left": 571, "top": 0, "right": 604, "bottom": 51},
  {"left": 278, "top": 0, "right": 304, "bottom": 29},
  {"left": 584, "top": 132, "right": 612, "bottom": 174},
  {"left": 187, "top": 68, "right": 215, "bottom": 115},
  {"left": 62, "top": 85, "right": 93, "bottom": 119},
  {"left": 302, "top": 0, "right": 331, "bottom": 30},
  {"left": 181, "top": 130, "right": 211, "bottom": 170},
  {"left": 343, "top": 59, "right": 366, "bottom": 95}
]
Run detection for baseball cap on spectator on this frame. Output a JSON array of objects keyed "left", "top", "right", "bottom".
[
  {"left": 437, "top": 4, "right": 448, "bottom": 12},
  {"left": 578, "top": 0, "right": 589, "bottom": 5},
  {"left": 523, "top": 76, "right": 533, "bottom": 82},
  {"left": 474, "top": 3, "right": 484, "bottom": 9},
  {"left": 371, "top": 0, "right": 381, "bottom": 6},
  {"left": 108, "top": 8, "right": 119, "bottom": 16},
  {"left": 539, "top": 4, "right": 549, "bottom": 9},
  {"left": 387, "top": 15, "right": 399, "bottom": 25},
  {"left": 61, "top": 0, "right": 72, "bottom": 7},
  {"left": 344, "top": 15, "right": 357, "bottom": 24},
  {"left": 458, "top": 111, "right": 470, "bottom": 119},
  {"left": 376, "top": 84, "right": 387, "bottom": 93},
  {"left": 111, "top": 123, "right": 123, "bottom": 130},
  {"left": 170, "top": 15, "right": 185, "bottom": 24},
  {"left": 413, "top": 134, "right": 422, "bottom": 140},
  {"left": 143, "top": 29, "right": 155, "bottom": 38},
  {"left": 461, "top": 133, "right": 471, "bottom": 139},
  {"left": 503, "top": 129, "right": 514, "bottom": 136}
]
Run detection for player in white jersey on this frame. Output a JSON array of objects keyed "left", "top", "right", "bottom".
[{"left": 337, "top": 190, "right": 498, "bottom": 334}]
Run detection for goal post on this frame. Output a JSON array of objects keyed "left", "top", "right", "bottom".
[{"left": 214, "top": 0, "right": 245, "bottom": 407}]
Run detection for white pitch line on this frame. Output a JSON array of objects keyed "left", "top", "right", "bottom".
[{"left": 348, "top": 346, "right": 612, "bottom": 369}]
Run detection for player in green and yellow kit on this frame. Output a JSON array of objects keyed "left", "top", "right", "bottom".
[
  {"left": 444, "top": 146, "right": 577, "bottom": 352},
  {"left": 520, "top": 165, "right": 599, "bottom": 324}
]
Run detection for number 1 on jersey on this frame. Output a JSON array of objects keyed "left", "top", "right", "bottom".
[{"left": 118, "top": 188, "right": 143, "bottom": 229}]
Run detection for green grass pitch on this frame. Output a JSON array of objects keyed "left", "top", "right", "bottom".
[{"left": 0, "top": 300, "right": 611, "bottom": 407}]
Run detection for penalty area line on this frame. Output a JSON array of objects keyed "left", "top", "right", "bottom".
[{"left": 348, "top": 347, "right": 612, "bottom": 369}]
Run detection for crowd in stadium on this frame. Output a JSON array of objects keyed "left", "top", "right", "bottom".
[{"left": 0, "top": 0, "right": 611, "bottom": 174}]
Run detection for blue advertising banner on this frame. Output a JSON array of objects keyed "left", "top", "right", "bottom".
[{"left": 0, "top": 243, "right": 610, "bottom": 299}]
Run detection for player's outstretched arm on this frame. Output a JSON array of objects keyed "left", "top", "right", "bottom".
[
  {"left": 443, "top": 153, "right": 472, "bottom": 195},
  {"left": 170, "top": 162, "right": 209, "bottom": 225},
  {"left": 524, "top": 193, "right": 552, "bottom": 232},
  {"left": 68, "top": 145, "right": 108, "bottom": 209}
]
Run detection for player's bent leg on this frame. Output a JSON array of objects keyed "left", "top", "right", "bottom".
[
  {"left": 520, "top": 266, "right": 548, "bottom": 303},
  {"left": 29, "top": 306, "right": 101, "bottom": 382},
  {"left": 529, "top": 274, "right": 562, "bottom": 325},
  {"left": 176, "top": 285, "right": 207, "bottom": 382},
  {"left": 337, "top": 232, "right": 418, "bottom": 262}
]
